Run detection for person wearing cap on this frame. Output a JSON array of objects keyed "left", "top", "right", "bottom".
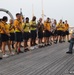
[{"left": 66, "top": 30, "right": 74, "bottom": 54}]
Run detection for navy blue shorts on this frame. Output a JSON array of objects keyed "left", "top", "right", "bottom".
[
  {"left": 50, "top": 32, "right": 53, "bottom": 36},
  {"left": 0, "top": 34, "right": 1, "bottom": 43},
  {"left": 1, "top": 34, "right": 9, "bottom": 42},
  {"left": 44, "top": 30, "right": 51, "bottom": 37},
  {"left": 38, "top": 31, "right": 43, "bottom": 39},
  {"left": 10, "top": 33, "right": 15, "bottom": 41},
  {"left": 57, "top": 30, "right": 63, "bottom": 36},
  {"left": 23, "top": 32, "right": 30, "bottom": 41},
  {"left": 65, "top": 31, "right": 69, "bottom": 35},
  {"left": 15, "top": 32, "right": 23, "bottom": 42},
  {"left": 62, "top": 31, "right": 66, "bottom": 36},
  {"left": 53, "top": 30, "right": 58, "bottom": 36},
  {"left": 31, "top": 30, "right": 37, "bottom": 40}
]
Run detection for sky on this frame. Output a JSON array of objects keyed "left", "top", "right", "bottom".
[{"left": 0, "top": 0, "right": 74, "bottom": 27}]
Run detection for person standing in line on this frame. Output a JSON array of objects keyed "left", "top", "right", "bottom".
[
  {"left": 51, "top": 19, "right": 57, "bottom": 44},
  {"left": 56, "top": 20, "right": 65, "bottom": 43},
  {"left": 9, "top": 19, "right": 15, "bottom": 49},
  {"left": 62, "top": 22, "right": 67, "bottom": 42},
  {"left": 37, "top": 18, "right": 44, "bottom": 47},
  {"left": 0, "top": 19, "right": 2, "bottom": 51},
  {"left": 0, "top": 16, "right": 14, "bottom": 57},
  {"left": 14, "top": 13, "right": 23, "bottom": 54},
  {"left": 30, "top": 16, "right": 37, "bottom": 49},
  {"left": 64, "top": 20, "right": 70, "bottom": 42},
  {"left": 44, "top": 18, "right": 51, "bottom": 46},
  {"left": 0, "top": 19, "right": 2, "bottom": 59},
  {"left": 23, "top": 17, "right": 30, "bottom": 52}
]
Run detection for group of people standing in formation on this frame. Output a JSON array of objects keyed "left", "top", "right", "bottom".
[{"left": 0, "top": 13, "right": 70, "bottom": 59}]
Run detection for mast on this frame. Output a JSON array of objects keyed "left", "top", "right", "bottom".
[
  {"left": 20, "top": 8, "right": 22, "bottom": 15},
  {"left": 42, "top": 0, "right": 44, "bottom": 21},
  {"left": 20, "top": 8, "right": 24, "bottom": 22},
  {"left": 32, "top": 4, "right": 34, "bottom": 17}
]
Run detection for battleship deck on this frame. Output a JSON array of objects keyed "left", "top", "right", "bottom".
[{"left": 0, "top": 42, "right": 74, "bottom": 75}]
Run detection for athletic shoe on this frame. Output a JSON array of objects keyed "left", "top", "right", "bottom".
[
  {"left": 59, "top": 41, "right": 62, "bottom": 43},
  {"left": 0, "top": 57, "right": 2, "bottom": 60},
  {"left": 24, "top": 48, "right": 29, "bottom": 52},
  {"left": 26, "top": 48, "right": 30, "bottom": 51},
  {"left": 34, "top": 43, "right": 38, "bottom": 45},
  {"left": 68, "top": 40, "right": 70, "bottom": 43},
  {"left": 42, "top": 43, "right": 45, "bottom": 47},
  {"left": 54, "top": 40, "right": 57, "bottom": 44},
  {"left": 47, "top": 43, "right": 51, "bottom": 46},
  {"left": 10, "top": 52, "right": 15, "bottom": 56},
  {"left": 30, "top": 46, "right": 35, "bottom": 50},
  {"left": 2, "top": 54, "right": 9, "bottom": 58},
  {"left": 38, "top": 45, "right": 43, "bottom": 48},
  {"left": 0, "top": 50, "right": 2, "bottom": 53},
  {"left": 12, "top": 44, "right": 14, "bottom": 49},
  {"left": 19, "top": 51, "right": 24, "bottom": 53},
  {"left": 44, "top": 44, "right": 48, "bottom": 46},
  {"left": 63, "top": 41, "right": 65, "bottom": 42},
  {"left": 20, "top": 45, "right": 23, "bottom": 47},
  {"left": 34, "top": 45, "right": 38, "bottom": 49},
  {"left": 24, "top": 50, "right": 27, "bottom": 52}
]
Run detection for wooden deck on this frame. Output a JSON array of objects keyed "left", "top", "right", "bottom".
[{"left": 0, "top": 42, "right": 74, "bottom": 75}]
